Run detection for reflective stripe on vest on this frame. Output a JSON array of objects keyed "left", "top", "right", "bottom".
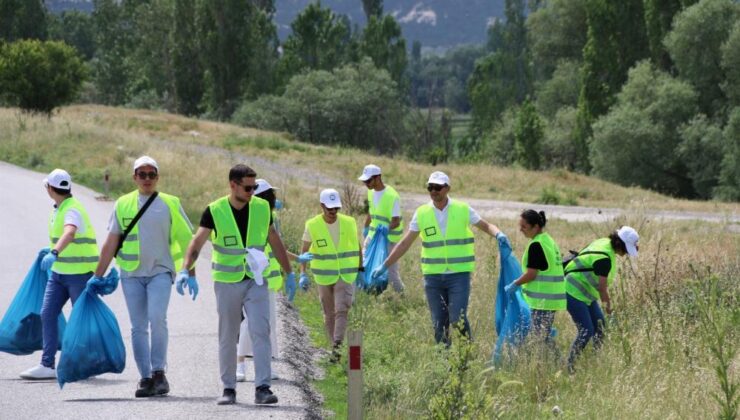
[
  {"left": 263, "top": 243, "right": 283, "bottom": 291},
  {"left": 367, "top": 186, "right": 404, "bottom": 243},
  {"left": 307, "top": 213, "right": 360, "bottom": 285},
  {"left": 114, "top": 191, "right": 193, "bottom": 272},
  {"left": 564, "top": 238, "right": 617, "bottom": 304},
  {"left": 48, "top": 197, "right": 99, "bottom": 275},
  {"left": 417, "top": 200, "right": 475, "bottom": 275},
  {"left": 521, "top": 232, "right": 566, "bottom": 311},
  {"left": 209, "top": 196, "right": 271, "bottom": 283}
]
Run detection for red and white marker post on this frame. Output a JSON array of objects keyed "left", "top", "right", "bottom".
[{"left": 348, "top": 330, "right": 363, "bottom": 420}]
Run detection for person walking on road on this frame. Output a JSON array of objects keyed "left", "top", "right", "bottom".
[
  {"left": 358, "top": 164, "right": 405, "bottom": 293},
  {"left": 504, "top": 210, "right": 566, "bottom": 350},
  {"left": 20, "top": 169, "right": 99, "bottom": 380},
  {"left": 180, "top": 164, "right": 295, "bottom": 406},
  {"left": 299, "top": 189, "right": 363, "bottom": 361},
  {"left": 371, "top": 171, "right": 502, "bottom": 346},
  {"left": 564, "top": 226, "right": 639, "bottom": 372},
  {"left": 91, "top": 156, "right": 194, "bottom": 397}
]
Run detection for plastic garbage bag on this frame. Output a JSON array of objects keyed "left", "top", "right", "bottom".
[
  {"left": 0, "top": 248, "right": 67, "bottom": 355},
  {"left": 360, "top": 225, "right": 389, "bottom": 295},
  {"left": 492, "top": 233, "right": 531, "bottom": 366},
  {"left": 57, "top": 271, "right": 125, "bottom": 388}
]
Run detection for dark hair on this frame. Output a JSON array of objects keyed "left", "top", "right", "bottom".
[
  {"left": 521, "top": 209, "right": 546, "bottom": 228},
  {"left": 229, "top": 164, "right": 257, "bottom": 182},
  {"left": 257, "top": 188, "right": 276, "bottom": 210},
  {"left": 608, "top": 231, "right": 627, "bottom": 254},
  {"left": 51, "top": 186, "right": 72, "bottom": 196}
]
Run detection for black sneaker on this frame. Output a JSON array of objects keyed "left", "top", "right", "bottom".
[
  {"left": 135, "top": 378, "right": 156, "bottom": 398},
  {"left": 255, "top": 385, "right": 278, "bottom": 405},
  {"left": 152, "top": 370, "right": 170, "bottom": 395},
  {"left": 216, "top": 388, "right": 236, "bottom": 405}
]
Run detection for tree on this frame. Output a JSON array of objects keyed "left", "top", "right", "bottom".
[
  {"left": 172, "top": 0, "right": 204, "bottom": 115},
  {"left": 0, "top": 40, "right": 86, "bottom": 115},
  {"left": 360, "top": 15, "right": 407, "bottom": 87},
  {"left": 677, "top": 115, "right": 725, "bottom": 199},
  {"left": 47, "top": 11, "right": 96, "bottom": 60},
  {"left": 714, "top": 107, "right": 740, "bottom": 201},
  {"left": 722, "top": 20, "right": 740, "bottom": 107},
  {"left": 362, "top": 0, "right": 383, "bottom": 21},
  {"left": 0, "top": 0, "right": 47, "bottom": 42},
  {"left": 535, "top": 59, "right": 581, "bottom": 119},
  {"left": 665, "top": 0, "right": 739, "bottom": 117},
  {"left": 643, "top": 0, "right": 684, "bottom": 70},
  {"left": 91, "top": 0, "right": 133, "bottom": 105},
  {"left": 514, "top": 100, "right": 544, "bottom": 170},
  {"left": 526, "top": 0, "right": 588, "bottom": 79}
]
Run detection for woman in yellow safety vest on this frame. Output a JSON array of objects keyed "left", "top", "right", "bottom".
[{"left": 504, "top": 210, "right": 565, "bottom": 347}]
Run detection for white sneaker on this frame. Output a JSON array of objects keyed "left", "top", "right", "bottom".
[
  {"left": 20, "top": 364, "right": 56, "bottom": 380},
  {"left": 236, "top": 362, "right": 246, "bottom": 382}
]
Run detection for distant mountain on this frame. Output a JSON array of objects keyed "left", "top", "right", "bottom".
[{"left": 46, "top": 0, "right": 503, "bottom": 48}]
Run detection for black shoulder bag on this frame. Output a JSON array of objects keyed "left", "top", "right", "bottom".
[{"left": 115, "top": 192, "right": 159, "bottom": 257}]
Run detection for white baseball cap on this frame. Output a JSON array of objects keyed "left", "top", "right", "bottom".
[
  {"left": 358, "top": 164, "right": 382, "bottom": 181},
  {"left": 617, "top": 226, "right": 640, "bottom": 257},
  {"left": 133, "top": 155, "right": 159, "bottom": 172},
  {"left": 319, "top": 188, "right": 342, "bottom": 209},
  {"left": 427, "top": 171, "right": 450, "bottom": 186},
  {"left": 43, "top": 169, "right": 72, "bottom": 190},
  {"left": 255, "top": 178, "right": 279, "bottom": 195}
]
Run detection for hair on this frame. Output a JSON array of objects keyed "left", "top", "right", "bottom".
[
  {"left": 229, "top": 164, "right": 257, "bottom": 182},
  {"left": 257, "top": 188, "right": 276, "bottom": 210},
  {"left": 51, "top": 186, "right": 72, "bottom": 196},
  {"left": 521, "top": 209, "right": 546, "bottom": 228},
  {"left": 609, "top": 231, "right": 628, "bottom": 254}
]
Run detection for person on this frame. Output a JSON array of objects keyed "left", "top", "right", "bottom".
[
  {"left": 371, "top": 171, "right": 502, "bottom": 346},
  {"left": 90, "top": 156, "right": 194, "bottom": 397},
  {"left": 179, "top": 164, "right": 296, "bottom": 406},
  {"left": 20, "top": 169, "right": 99, "bottom": 380},
  {"left": 504, "top": 210, "right": 565, "bottom": 349},
  {"left": 564, "top": 226, "right": 639, "bottom": 372},
  {"left": 298, "top": 189, "right": 363, "bottom": 361},
  {"left": 236, "top": 178, "right": 311, "bottom": 382},
  {"left": 358, "top": 164, "right": 405, "bottom": 293}
]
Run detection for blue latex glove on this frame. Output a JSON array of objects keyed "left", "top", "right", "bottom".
[
  {"left": 371, "top": 264, "right": 387, "bottom": 280},
  {"left": 101, "top": 268, "right": 120, "bottom": 295},
  {"left": 87, "top": 275, "right": 106, "bottom": 295},
  {"left": 40, "top": 252, "right": 57, "bottom": 271},
  {"left": 296, "top": 252, "right": 313, "bottom": 263},
  {"left": 362, "top": 226, "right": 369, "bottom": 238},
  {"left": 504, "top": 282, "right": 519, "bottom": 296},
  {"left": 285, "top": 272, "right": 297, "bottom": 302},
  {"left": 175, "top": 269, "right": 189, "bottom": 296},
  {"left": 275, "top": 199, "right": 284, "bottom": 210},
  {"left": 299, "top": 273, "right": 310, "bottom": 291},
  {"left": 186, "top": 276, "right": 199, "bottom": 301}
]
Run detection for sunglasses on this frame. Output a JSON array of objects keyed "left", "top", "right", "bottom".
[
  {"left": 136, "top": 171, "right": 158, "bottom": 180},
  {"left": 235, "top": 182, "right": 257, "bottom": 192},
  {"left": 427, "top": 184, "right": 446, "bottom": 192}
]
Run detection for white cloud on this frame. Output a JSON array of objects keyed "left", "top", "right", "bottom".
[{"left": 399, "top": 3, "right": 437, "bottom": 26}]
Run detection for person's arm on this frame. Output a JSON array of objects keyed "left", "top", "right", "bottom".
[
  {"left": 389, "top": 216, "right": 401, "bottom": 230},
  {"left": 382, "top": 230, "right": 419, "bottom": 268},
  {"left": 53, "top": 224, "right": 78, "bottom": 255},
  {"left": 363, "top": 213, "right": 371, "bottom": 228},
  {"left": 94, "top": 232, "right": 120, "bottom": 277},
  {"left": 598, "top": 276, "right": 612, "bottom": 314},
  {"left": 513, "top": 268, "right": 538, "bottom": 286},
  {"left": 267, "top": 225, "right": 292, "bottom": 274},
  {"left": 300, "top": 240, "right": 311, "bottom": 273},
  {"left": 181, "top": 227, "right": 211, "bottom": 272},
  {"left": 474, "top": 219, "right": 501, "bottom": 237}
]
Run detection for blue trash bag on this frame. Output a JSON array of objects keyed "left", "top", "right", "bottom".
[
  {"left": 57, "top": 271, "right": 126, "bottom": 388},
  {"left": 492, "top": 233, "right": 531, "bottom": 366},
  {"left": 0, "top": 248, "right": 67, "bottom": 355},
  {"left": 359, "top": 225, "right": 390, "bottom": 295}
]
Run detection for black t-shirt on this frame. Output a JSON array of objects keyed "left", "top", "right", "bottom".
[
  {"left": 526, "top": 242, "right": 549, "bottom": 271},
  {"left": 200, "top": 203, "right": 273, "bottom": 245},
  {"left": 592, "top": 258, "right": 612, "bottom": 277}
]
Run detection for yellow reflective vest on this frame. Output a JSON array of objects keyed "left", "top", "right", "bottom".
[
  {"left": 49, "top": 197, "right": 99, "bottom": 274},
  {"left": 367, "top": 185, "right": 404, "bottom": 243},
  {"left": 417, "top": 200, "right": 475, "bottom": 275},
  {"left": 306, "top": 213, "right": 360, "bottom": 285},
  {"left": 564, "top": 238, "right": 616, "bottom": 304},
  {"left": 521, "top": 232, "right": 566, "bottom": 311}
]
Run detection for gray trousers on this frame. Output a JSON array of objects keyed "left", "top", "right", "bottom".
[{"left": 214, "top": 279, "right": 271, "bottom": 389}]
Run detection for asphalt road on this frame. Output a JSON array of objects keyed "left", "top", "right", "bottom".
[{"left": 0, "top": 162, "right": 318, "bottom": 420}]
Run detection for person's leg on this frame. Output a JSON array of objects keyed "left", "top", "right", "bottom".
[
  {"left": 446, "top": 272, "right": 472, "bottom": 341},
  {"left": 332, "top": 281, "right": 355, "bottom": 346},
  {"left": 566, "top": 295, "right": 596, "bottom": 371},
  {"left": 146, "top": 273, "right": 172, "bottom": 374},
  {"left": 238, "top": 310, "right": 252, "bottom": 357},
  {"left": 588, "top": 301, "right": 606, "bottom": 349},
  {"left": 318, "top": 284, "right": 336, "bottom": 344},
  {"left": 244, "top": 280, "right": 271, "bottom": 389},
  {"left": 214, "top": 280, "right": 247, "bottom": 391},
  {"left": 386, "top": 242, "right": 405, "bottom": 293},
  {"left": 424, "top": 274, "right": 450, "bottom": 345},
  {"left": 65, "top": 272, "right": 90, "bottom": 305},
  {"left": 269, "top": 291, "right": 278, "bottom": 357},
  {"left": 39, "top": 272, "right": 69, "bottom": 369},
  {"left": 121, "top": 277, "right": 152, "bottom": 379}
]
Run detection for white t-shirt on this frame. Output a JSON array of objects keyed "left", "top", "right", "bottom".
[
  {"left": 408, "top": 198, "right": 481, "bottom": 236},
  {"left": 372, "top": 188, "right": 401, "bottom": 218},
  {"left": 52, "top": 207, "right": 86, "bottom": 235}
]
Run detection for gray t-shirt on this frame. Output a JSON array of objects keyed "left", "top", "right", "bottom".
[{"left": 108, "top": 194, "right": 193, "bottom": 279}]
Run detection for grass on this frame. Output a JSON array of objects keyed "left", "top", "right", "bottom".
[{"left": 1, "top": 105, "right": 739, "bottom": 418}]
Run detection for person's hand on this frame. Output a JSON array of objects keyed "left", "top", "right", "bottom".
[
  {"left": 40, "top": 252, "right": 57, "bottom": 271},
  {"left": 296, "top": 252, "right": 313, "bottom": 264},
  {"left": 603, "top": 298, "right": 612, "bottom": 315},
  {"left": 299, "top": 273, "right": 310, "bottom": 291},
  {"left": 87, "top": 275, "right": 106, "bottom": 295},
  {"left": 275, "top": 199, "right": 284, "bottom": 210},
  {"left": 175, "top": 269, "right": 189, "bottom": 296},
  {"left": 285, "top": 272, "right": 297, "bottom": 302},
  {"left": 371, "top": 264, "right": 387, "bottom": 280},
  {"left": 362, "top": 226, "right": 369, "bottom": 238},
  {"left": 186, "top": 276, "right": 199, "bottom": 301},
  {"left": 504, "top": 282, "right": 519, "bottom": 296}
]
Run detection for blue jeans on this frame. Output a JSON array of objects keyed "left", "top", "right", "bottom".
[
  {"left": 121, "top": 273, "right": 172, "bottom": 379},
  {"left": 424, "top": 272, "right": 471, "bottom": 345},
  {"left": 566, "top": 294, "right": 605, "bottom": 368},
  {"left": 41, "top": 271, "right": 91, "bottom": 368}
]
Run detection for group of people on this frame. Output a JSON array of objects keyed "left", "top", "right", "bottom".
[{"left": 17, "top": 156, "right": 639, "bottom": 406}]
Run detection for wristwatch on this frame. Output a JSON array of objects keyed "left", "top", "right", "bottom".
[{"left": 51, "top": 249, "right": 59, "bottom": 256}]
